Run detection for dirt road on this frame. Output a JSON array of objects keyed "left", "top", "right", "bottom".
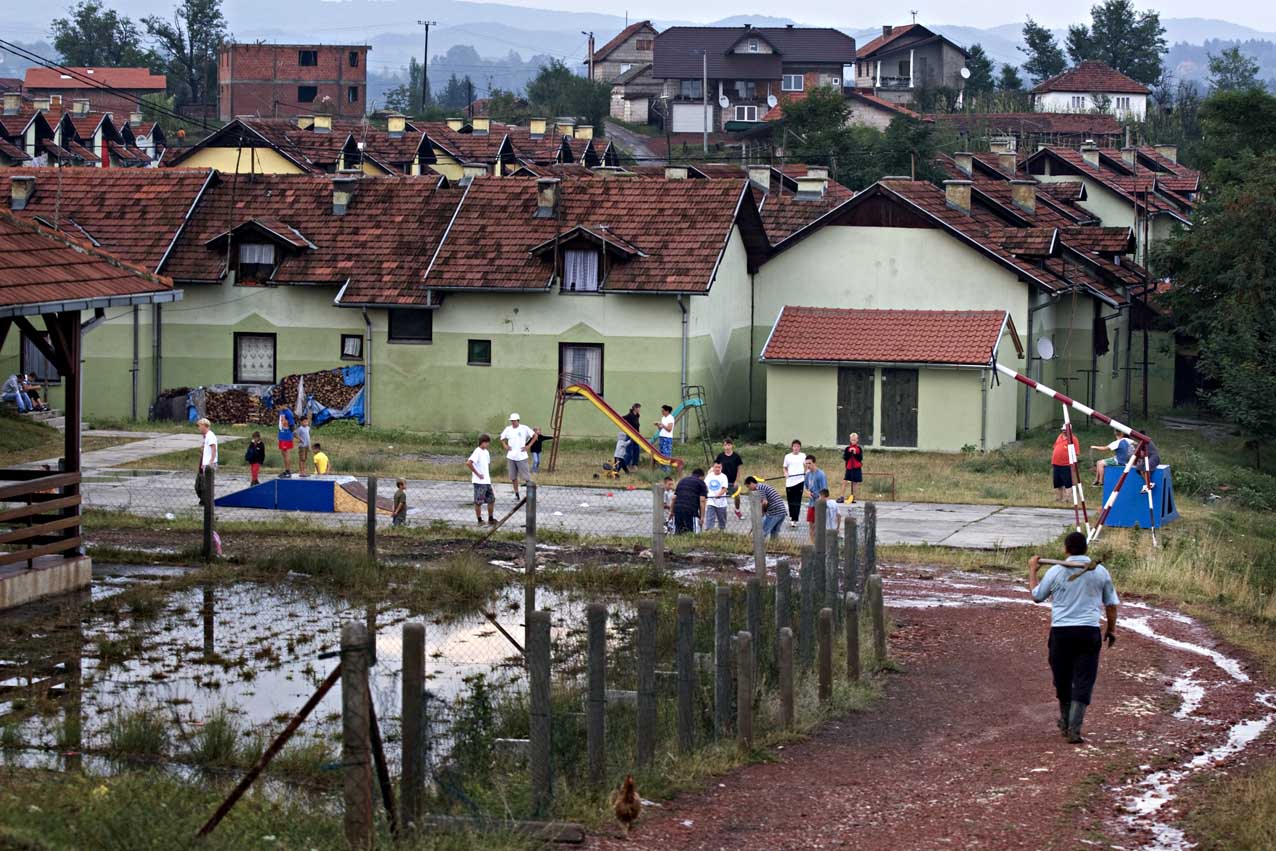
[{"left": 594, "top": 565, "right": 1275, "bottom": 850}]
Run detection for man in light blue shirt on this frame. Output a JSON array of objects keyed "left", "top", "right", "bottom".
[
  {"left": 803, "top": 455, "right": 827, "bottom": 544},
  {"left": 1029, "top": 531, "right": 1120, "bottom": 744}
]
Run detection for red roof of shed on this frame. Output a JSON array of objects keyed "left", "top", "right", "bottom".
[
  {"left": 24, "top": 67, "right": 166, "bottom": 91},
  {"left": 762, "top": 306, "right": 1010, "bottom": 366}
]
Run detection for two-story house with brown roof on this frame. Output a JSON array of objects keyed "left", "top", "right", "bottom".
[
  {"left": 652, "top": 25, "right": 856, "bottom": 133},
  {"left": 853, "top": 24, "right": 969, "bottom": 106},
  {"left": 586, "top": 20, "right": 659, "bottom": 84}
]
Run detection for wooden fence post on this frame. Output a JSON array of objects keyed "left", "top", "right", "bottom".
[
  {"left": 844, "top": 593, "right": 861, "bottom": 682},
  {"left": 341, "top": 621, "right": 373, "bottom": 849},
  {"left": 586, "top": 603, "right": 606, "bottom": 787},
  {"left": 818, "top": 608, "right": 832, "bottom": 703},
  {"left": 779, "top": 627, "right": 794, "bottom": 730},
  {"left": 746, "top": 578, "right": 761, "bottom": 684},
  {"left": 735, "top": 632, "right": 753, "bottom": 750},
  {"left": 751, "top": 491, "right": 765, "bottom": 580},
  {"left": 401, "top": 622, "right": 425, "bottom": 832},
  {"left": 714, "top": 585, "right": 732, "bottom": 738},
  {"left": 676, "top": 595, "right": 695, "bottom": 753},
  {"left": 201, "top": 466, "right": 215, "bottom": 562},
  {"left": 813, "top": 500, "right": 827, "bottom": 606},
  {"left": 365, "top": 476, "right": 377, "bottom": 564},
  {"left": 826, "top": 527, "right": 840, "bottom": 629},
  {"left": 774, "top": 559, "right": 791, "bottom": 674},
  {"left": 524, "top": 482, "right": 537, "bottom": 573},
  {"left": 527, "top": 610, "right": 552, "bottom": 817},
  {"left": 843, "top": 516, "right": 860, "bottom": 594},
  {"left": 799, "top": 546, "right": 815, "bottom": 670},
  {"left": 636, "top": 600, "right": 657, "bottom": 767},
  {"left": 651, "top": 482, "right": 666, "bottom": 573},
  {"left": 867, "top": 574, "right": 887, "bottom": 669},
  {"left": 864, "top": 502, "right": 877, "bottom": 577}
]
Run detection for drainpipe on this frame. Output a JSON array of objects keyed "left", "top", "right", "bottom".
[
  {"left": 131, "top": 306, "right": 139, "bottom": 421},
  {"left": 153, "top": 303, "right": 163, "bottom": 411},
  {"left": 677, "top": 295, "right": 688, "bottom": 444},
  {"left": 362, "top": 308, "right": 373, "bottom": 428},
  {"left": 979, "top": 368, "right": 988, "bottom": 451}
]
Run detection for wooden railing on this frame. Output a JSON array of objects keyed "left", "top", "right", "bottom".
[{"left": 0, "top": 468, "right": 81, "bottom": 567}]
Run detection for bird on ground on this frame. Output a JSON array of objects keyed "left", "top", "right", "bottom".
[{"left": 611, "top": 773, "right": 641, "bottom": 837}]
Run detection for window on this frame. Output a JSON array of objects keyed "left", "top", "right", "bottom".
[
  {"left": 1071, "top": 95, "right": 1086, "bottom": 109},
  {"left": 781, "top": 74, "right": 804, "bottom": 92},
  {"left": 734, "top": 104, "right": 758, "bottom": 122},
  {"left": 636, "top": 38, "right": 653, "bottom": 51},
  {"left": 467, "top": 339, "right": 492, "bottom": 366},
  {"left": 340, "top": 334, "right": 363, "bottom": 361},
  {"left": 559, "top": 343, "right": 603, "bottom": 392},
  {"left": 734, "top": 80, "right": 756, "bottom": 99},
  {"left": 21, "top": 334, "right": 59, "bottom": 383},
  {"left": 679, "top": 79, "right": 702, "bottom": 99},
  {"left": 298, "top": 85, "right": 318, "bottom": 103},
  {"left": 347, "top": 86, "right": 358, "bottom": 104},
  {"left": 562, "top": 249, "right": 600, "bottom": 292},
  {"left": 388, "top": 309, "right": 433, "bottom": 343},
  {"left": 1112, "top": 335, "right": 1120, "bottom": 378},
  {"left": 748, "top": 39, "right": 759, "bottom": 53},
  {"left": 348, "top": 51, "right": 359, "bottom": 68},
  {"left": 237, "top": 242, "right": 276, "bottom": 282},
  {"left": 298, "top": 50, "right": 318, "bottom": 66},
  {"left": 898, "top": 59, "right": 911, "bottom": 78},
  {"left": 1115, "top": 96, "right": 1131, "bottom": 111},
  {"left": 620, "top": 63, "right": 633, "bottom": 75},
  {"left": 234, "top": 333, "right": 276, "bottom": 384}
]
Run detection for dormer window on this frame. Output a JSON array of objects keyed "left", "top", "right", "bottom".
[
  {"left": 748, "top": 39, "right": 759, "bottom": 52},
  {"left": 563, "top": 249, "right": 600, "bottom": 292},
  {"left": 238, "top": 243, "right": 276, "bottom": 282}
]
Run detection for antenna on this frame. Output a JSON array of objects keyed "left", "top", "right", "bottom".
[{"left": 910, "top": 9, "right": 919, "bottom": 23}]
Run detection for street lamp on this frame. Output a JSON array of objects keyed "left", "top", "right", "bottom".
[{"left": 690, "top": 49, "right": 707, "bottom": 155}]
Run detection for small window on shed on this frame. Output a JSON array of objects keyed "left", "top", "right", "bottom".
[
  {"left": 299, "top": 50, "right": 318, "bottom": 66},
  {"left": 298, "top": 85, "right": 318, "bottom": 103}
]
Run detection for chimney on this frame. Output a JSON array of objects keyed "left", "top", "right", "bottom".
[
  {"left": 997, "top": 152, "right": 1017, "bottom": 175},
  {"left": 574, "top": 124, "right": 594, "bottom": 140},
  {"left": 534, "top": 178, "right": 561, "bottom": 218},
  {"left": 1120, "top": 146, "right": 1138, "bottom": 166},
  {"left": 471, "top": 116, "right": 491, "bottom": 135},
  {"left": 1080, "top": 144, "right": 1100, "bottom": 167},
  {"left": 446, "top": 117, "right": 464, "bottom": 131},
  {"left": 529, "top": 117, "right": 547, "bottom": 139},
  {"left": 33, "top": 97, "right": 51, "bottom": 111},
  {"left": 461, "top": 164, "right": 488, "bottom": 182},
  {"left": 332, "top": 175, "right": 358, "bottom": 216},
  {"left": 952, "top": 151, "right": 973, "bottom": 176},
  {"left": 882, "top": 25, "right": 894, "bottom": 38},
  {"left": 10, "top": 176, "right": 35, "bottom": 211},
  {"left": 129, "top": 111, "right": 144, "bottom": 126},
  {"left": 1009, "top": 179, "right": 1036, "bottom": 214},
  {"left": 944, "top": 179, "right": 972, "bottom": 214},
  {"left": 664, "top": 166, "right": 688, "bottom": 180},
  {"left": 989, "top": 139, "right": 1011, "bottom": 153},
  {"left": 313, "top": 114, "right": 333, "bottom": 134},
  {"left": 297, "top": 115, "right": 315, "bottom": 129},
  {"left": 49, "top": 95, "right": 61, "bottom": 107},
  {"left": 387, "top": 114, "right": 406, "bottom": 138},
  {"left": 747, "top": 164, "right": 770, "bottom": 192},
  {"left": 73, "top": 98, "right": 90, "bottom": 115},
  {"left": 555, "top": 118, "right": 576, "bottom": 137},
  {"left": 796, "top": 175, "right": 826, "bottom": 199},
  {"left": 2, "top": 92, "right": 19, "bottom": 115},
  {"left": 1153, "top": 143, "right": 1178, "bottom": 164}
]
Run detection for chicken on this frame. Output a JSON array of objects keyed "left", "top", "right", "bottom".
[{"left": 610, "top": 773, "right": 641, "bottom": 837}]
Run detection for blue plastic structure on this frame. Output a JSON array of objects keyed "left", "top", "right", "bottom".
[{"left": 1100, "top": 464, "right": 1179, "bottom": 529}]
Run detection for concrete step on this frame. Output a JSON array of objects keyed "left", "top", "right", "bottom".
[{"left": 42, "top": 416, "right": 66, "bottom": 431}]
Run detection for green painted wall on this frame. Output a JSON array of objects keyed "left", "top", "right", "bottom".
[{"left": 765, "top": 364, "right": 839, "bottom": 447}]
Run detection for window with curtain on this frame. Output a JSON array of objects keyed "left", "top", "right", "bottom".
[
  {"left": 235, "top": 333, "right": 276, "bottom": 384},
  {"left": 340, "top": 334, "right": 363, "bottom": 360},
  {"left": 679, "top": 79, "right": 702, "bottom": 99},
  {"left": 560, "top": 344, "right": 603, "bottom": 392},
  {"left": 562, "top": 249, "right": 600, "bottom": 292},
  {"left": 238, "top": 242, "right": 276, "bottom": 281}
]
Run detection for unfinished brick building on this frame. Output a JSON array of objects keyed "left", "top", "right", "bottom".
[{"left": 218, "top": 44, "right": 369, "bottom": 121}]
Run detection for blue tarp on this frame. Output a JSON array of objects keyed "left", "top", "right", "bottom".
[
  {"left": 311, "top": 387, "right": 365, "bottom": 427},
  {"left": 342, "top": 365, "right": 364, "bottom": 387}
]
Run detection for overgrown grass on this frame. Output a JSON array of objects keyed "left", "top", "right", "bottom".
[
  {"left": 1189, "top": 763, "right": 1276, "bottom": 851},
  {"left": 185, "top": 707, "right": 241, "bottom": 770},
  {"left": 104, "top": 707, "right": 170, "bottom": 761},
  {"left": 0, "top": 406, "right": 133, "bottom": 466}
]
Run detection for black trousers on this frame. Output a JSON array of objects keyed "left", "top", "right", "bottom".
[
  {"left": 785, "top": 483, "right": 804, "bottom": 522},
  {"left": 673, "top": 509, "right": 697, "bottom": 534},
  {"left": 1048, "top": 626, "right": 1103, "bottom": 706}
]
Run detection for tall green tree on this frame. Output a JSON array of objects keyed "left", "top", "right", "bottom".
[
  {"left": 999, "top": 64, "right": 1024, "bottom": 90},
  {"left": 525, "top": 60, "right": 609, "bottom": 130},
  {"left": 1064, "top": 0, "right": 1167, "bottom": 84},
  {"left": 1207, "top": 46, "right": 1262, "bottom": 93},
  {"left": 435, "top": 74, "right": 474, "bottom": 110},
  {"left": 965, "top": 44, "right": 996, "bottom": 97},
  {"left": 51, "top": 1, "right": 157, "bottom": 68},
  {"left": 143, "top": 0, "right": 227, "bottom": 107},
  {"left": 1020, "top": 17, "right": 1066, "bottom": 84},
  {"left": 1193, "top": 88, "right": 1276, "bottom": 182}
]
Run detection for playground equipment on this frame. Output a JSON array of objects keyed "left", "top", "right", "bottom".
[
  {"left": 992, "top": 358, "right": 1169, "bottom": 545},
  {"left": 215, "top": 477, "right": 393, "bottom": 514},
  {"left": 548, "top": 377, "right": 682, "bottom": 472},
  {"left": 675, "top": 384, "right": 713, "bottom": 468}
]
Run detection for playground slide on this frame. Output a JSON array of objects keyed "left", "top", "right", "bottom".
[{"left": 562, "top": 384, "right": 681, "bottom": 468}]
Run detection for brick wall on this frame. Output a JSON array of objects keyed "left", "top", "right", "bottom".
[{"left": 219, "top": 44, "right": 368, "bottom": 120}]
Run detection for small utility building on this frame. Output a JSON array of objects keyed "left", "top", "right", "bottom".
[{"left": 761, "top": 307, "right": 1021, "bottom": 452}]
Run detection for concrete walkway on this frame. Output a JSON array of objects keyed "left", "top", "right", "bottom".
[{"left": 34, "top": 431, "right": 240, "bottom": 471}]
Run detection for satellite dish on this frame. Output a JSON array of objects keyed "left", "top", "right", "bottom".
[
  {"left": 767, "top": 94, "right": 778, "bottom": 108},
  {"left": 1036, "top": 337, "right": 1055, "bottom": 360},
  {"left": 718, "top": 95, "right": 730, "bottom": 109},
  {"left": 960, "top": 66, "right": 971, "bottom": 80}
]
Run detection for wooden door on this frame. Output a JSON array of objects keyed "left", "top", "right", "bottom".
[
  {"left": 880, "top": 368, "right": 918, "bottom": 447},
  {"left": 836, "top": 367, "right": 874, "bottom": 446}
]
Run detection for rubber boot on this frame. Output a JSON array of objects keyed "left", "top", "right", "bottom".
[
  {"left": 1057, "top": 700, "right": 1070, "bottom": 735},
  {"left": 1066, "top": 701, "right": 1087, "bottom": 744}
]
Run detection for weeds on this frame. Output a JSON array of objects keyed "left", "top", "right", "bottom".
[
  {"left": 186, "top": 707, "right": 241, "bottom": 769},
  {"left": 104, "top": 707, "right": 170, "bottom": 761}
]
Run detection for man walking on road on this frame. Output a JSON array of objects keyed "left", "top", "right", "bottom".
[{"left": 1029, "top": 531, "right": 1120, "bottom": 744}]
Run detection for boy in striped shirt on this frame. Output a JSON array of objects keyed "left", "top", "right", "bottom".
[{"left": 745, "top": 476, "right": 789, "bottom": 539}]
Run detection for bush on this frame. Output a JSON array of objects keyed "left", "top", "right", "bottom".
[{"left": 1172, "top": 447, "right": 1219, "bottom": 496}]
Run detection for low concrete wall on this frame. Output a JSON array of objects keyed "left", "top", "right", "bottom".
[{"left": 0, "top": 555, "right": 91, "bottom": 610}]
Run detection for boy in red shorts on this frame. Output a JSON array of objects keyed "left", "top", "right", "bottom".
[{"left": 277, "top": 407, "right": 296, "bottom": 478}]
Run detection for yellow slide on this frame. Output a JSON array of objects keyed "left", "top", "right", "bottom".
[{"left": 562, "top": 384, "right": 682, "bottom": 469}]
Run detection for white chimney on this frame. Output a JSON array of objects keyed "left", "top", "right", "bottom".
[
  {"left": 446, "top": 117, "right": 465, "bottom": 131},
  {"left": 129, "top": 111, "right": 144, "bottom": 126},
  {"left": 1009, "top": 179, "right": 1036, "bottom": 214},
  {"left": 534, "top": 178, "right": 560, "bottom": 218},
  {"left": 997, "top": 152, "right": 1017, "bottom": 175},
  {"left": 471, "top": 117, "right": 491, "bottom": 135},
  {"left": 332, "top": 175, "right": 358, "bottom": 216},
  {"left": 297, "top": 115, "right": 315, "bottom": 129},
  {"left": 387, "top": 114, "right": 406, "bottom": 138},
  {"left": 944, "top": 179, "right": 972, "bottom": 214},
  {"left": 462, "top": 164, "right": 488, "bottom": 181},
  {"left": 2, "top": 93, "right": 19, "bottom": 115},
  {"left": 664, "top": 166, "right": 689, "bottom": 180},
  {"left": 747, "top": 164, "right": 770, "bottom": 192},
  {"left": 10, "top": 175, "right": 35, "bottom": 211},
  {"left": 796, "top": 175, "right": 826, "bottom": 199},
  {"left": 1153, "top": 144, "right": 1178, "bottom": 164},
  {"left": 73, "top": 98, "right": 91, "bottom": 115},
  {"left": 1080, "top": 144, "right": 1100, "bottom": 167},
  {"left": 529, "top": 117, "right": 547, "bottom": 139},
  {"left": 952, "top": 151, "right": 973, "bottom": 176},
  {"left": 1120, "top": 146, "right": 1138, "bottom": 166},
  {"left": 33, "top": 97, "right": 51, "bottom": 111},
  {"left": 574, "top": 124, "right": 594, "bottom": 140}
]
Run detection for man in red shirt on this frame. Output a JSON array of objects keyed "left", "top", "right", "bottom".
[
  {"left": 837, "top": 432, "right": 864, "bottom": 502},
  {"left": 1051, "top": 427, "right": 1081, "bottom": 502}
]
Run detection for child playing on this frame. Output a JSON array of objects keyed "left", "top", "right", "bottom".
[
  {"left": 820, "top": 488, "right": 839, "bottom": 536},
  {"left": 295, "top": 416, "right": 312, "bottom": 477},
  {"left": 612, "top": 431, "right": 632, "bottom": 475},
  {"left": 654, "top": 405, "right": 676, "bottom": 469},
  {"left": 312, "top": 442, "right": 330, "bottom": 475},
  {"left": 838, "top": 432, "right": 864, "bottom": 502},
  {"left": 245, "top": 431, "right": 266, "bottom": 485},
  {"left": 277, "top": 407, "right": 296, "bottom": 478},
  {"left": 467, "top": 434, "right": 497, "bottom": 525},
  {"left": 392, "top": 479, "right": 408, "bottom": 526},
  {"left": 663, "top": 476, "right": 675, "bottom": 534}
]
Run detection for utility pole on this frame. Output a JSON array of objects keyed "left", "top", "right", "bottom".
[
  {"left": 582, "top": 31, "right": 595, "bottom": 81},
  {"left": 1142, "top": 175, "right": 1154, "bottom": 419},
  {"left": 417, "top": 20, "right": 437, "bottom": 115},
  {"left": 690, "top": 49, "right": 708, "bottom": 156}
]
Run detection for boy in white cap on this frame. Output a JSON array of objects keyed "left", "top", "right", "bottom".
[{"left": 500, "top": 413, "right": 539, "bottom": 500}]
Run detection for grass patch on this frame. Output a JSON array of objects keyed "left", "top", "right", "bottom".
[
  {"left": 0, "top": 407, "right": 144, "bottom": 466},
  {"left": 104, "top": 707, "right": 171, "bottom": 762},
  {"left": 1188, "top": 762, "right": 1276, "bottom": 851},
  {"left": 185, "top": 707, "right": 241, "bottom": 770}
]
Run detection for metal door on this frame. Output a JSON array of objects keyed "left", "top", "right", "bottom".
[
  {"left": 880, "top": 368, "right": 918, "bottom": 447},
  {"left": 836, "top": 367, "right": 874, "bottom": 446}
]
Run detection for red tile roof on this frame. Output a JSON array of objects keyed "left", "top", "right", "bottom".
[
  {"left": 762, "top": 306, "right": 1009, "bottom": 366},
  {"left": 592, "top": 20, "right": 655, "bottom": 62},
  {"left": 855, "top": 24, "right": 921, "bottom": 58},
  {"left": 1, "top": 168, "right": 214, "bottom": 272},
  {"left": 0, "top": 138, "right": 29, "bottom": 161},
  {"left": 1061, "top": 226, "right": 1134, "bottom": 255},
  {"left": 24, "top": 67, "right": 166, "bottom": 91},
  {"left": 929, "top": 111, "right": 1124, "bottom": 138},
  {"left": 1025, "top": 147, "right": 1192, "bottom": 222},
  {"left": 757, "top": 173, "right": 855, "bottom": 244},
  {"left": 425, "top": 177, "right": 766, "bottom": 293},
  {"left": 0, "top": 209, "right": 172, "bottom": 309},
  {"left": 1030, "top": 61, "right": 1148, "bottom": 95}
]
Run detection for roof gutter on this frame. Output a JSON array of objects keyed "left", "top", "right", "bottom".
[
  {"left": 758, "top": 357, "right": 989, "bottom": 370},
  {"left": 0, "top": 288, "right": 182, "bottom": 319}
]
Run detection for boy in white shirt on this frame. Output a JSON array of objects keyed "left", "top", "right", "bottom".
[
  {"left": 704, "top": 461, "right": 730, "bottom": 530},
  {"left": 781, "top": 439, "right": 807, "bottom": 529},
  {"left": 467, "top": 433, "right": 496, "bottom": 525},
  {"left": 499, "top": 413, "right": 538, "bottom": 500},
  {"left": 654, "top": 404, "right": 677, "bottom": 471},
  {"left": 195, "top": 417, "right": 218, "bottom": 511}
]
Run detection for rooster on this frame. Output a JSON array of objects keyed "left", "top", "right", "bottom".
[{"left": 610, "top": 773, "right": 641, "bottom": 837}]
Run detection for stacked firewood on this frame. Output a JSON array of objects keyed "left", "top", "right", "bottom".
[
  {"left": 204, "top": 388, "right": 270, "bottom": 425},
  {"left": 272, "top": 369, "right": 361, "bottom": 412}
]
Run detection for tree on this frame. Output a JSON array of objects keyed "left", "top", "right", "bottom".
[
  {"left": 1193, "top": 88, "right": 1276, "bottom": 183},
  {"left": 525, "top": 60, "right": 610, "bottom": 130},
  {"left": 1208, "top": 46, "right": 1262, "bottom": 93},
  {"left": 143, "top": 0, "right": 227, "bottom": 107},
  {"left": 486, "top": 88, "right": 531, "bottom": 124},
  {"left": 965, "top": 44, "right": 996, "bottom": 97},
  {"left": 779, "top": 84, "right": 848, "bottom": 136},
  {"left": 51, "top": 1, "right": 157, "bottom": 68},
  {"left": 1064, "top": 0, "right": 1167, "bottom": 85},
  {"left": 435, "top": 74, "right": 473, "bottom": 110},
  {"left": 999, "top": 64, "right": 1025, "bottom": 91},
  {"left": 1021, "top": 18, "right": 1066, "bottom": 84}
]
